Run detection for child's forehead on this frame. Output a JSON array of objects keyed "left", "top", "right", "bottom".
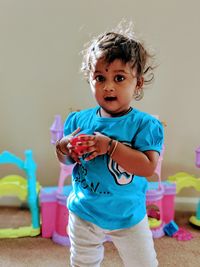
[{"left": 91, "top": 58, "right": 133, "bottom": 72}]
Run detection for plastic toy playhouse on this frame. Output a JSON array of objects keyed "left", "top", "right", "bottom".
[
  {"left": 0, "top": 150, "right": 41, "bottom": 238},
  {"left": 146, "top": 145, "right": 177, "bottom": 238}
]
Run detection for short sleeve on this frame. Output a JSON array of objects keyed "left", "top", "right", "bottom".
[
  {"left": 63, "top": 112, "right": 78, "bottom": 136},
  {"left": 133, "top": 118, "right": 164, "bottom": 154}
]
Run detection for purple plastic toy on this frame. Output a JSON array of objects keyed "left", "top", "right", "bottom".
[
  {"left": 50, "top": 115, "right": 63, "bottom": 144},
  {"left": 195, "top": 146, "right": 200, "bottom": 168}
]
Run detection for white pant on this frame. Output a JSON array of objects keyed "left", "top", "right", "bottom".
[{"left": 68, "top": 212, "right": 158, "bottom": 267}]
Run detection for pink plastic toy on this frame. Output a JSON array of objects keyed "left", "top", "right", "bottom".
[
  {"left": 40, "top": 184, "right": 72, "bottom": 246},
  {"left": 146, "top": 181, "right": 176, "bottom": 238},
  {"left": 173, "top": 227, "right": 193, "bottom": 241},
  {"left": 154, "top": 144, "right": 165, "bottom": 183},
  {"left": 146, "top": 144, "right": 177, "bottom": 238},
  {"left": 40, "top": 115, "right": 74, "bottom": 246},
  {"left": 162, "top": 183, "right": 176, "bottom": 224}
]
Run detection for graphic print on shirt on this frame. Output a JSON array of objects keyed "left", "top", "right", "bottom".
[
  {"left": 74, "top": 164, "right": 109, "bottom": 194},
  {"left": 108, "top": 142, "right": 134, "bottom": 185}
]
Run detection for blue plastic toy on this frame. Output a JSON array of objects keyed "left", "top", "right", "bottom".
[{"left": 163, "top": 220, "right": 179, "bottom": 236}]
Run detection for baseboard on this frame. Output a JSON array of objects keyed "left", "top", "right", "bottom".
[
  {"left": 175, "top": 197, "right": 198, "bottom": 212},
  {"left": 0, "top": 196, "right": 23, "bottom": 207}
]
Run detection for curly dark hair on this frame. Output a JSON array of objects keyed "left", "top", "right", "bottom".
[{"left": 81, "top": 30, "right": 155, "bottom": 85}]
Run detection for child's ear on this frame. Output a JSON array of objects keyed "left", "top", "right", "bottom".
[
  {"left": 136, "top": 76, "right": 144, "bottom": 89},
  {"left": 133, "top": 77, "right": 144, "bottom": 101}
]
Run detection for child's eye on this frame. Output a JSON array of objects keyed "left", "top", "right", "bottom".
[
  {"left": 114, "top": 75, "right": 125, "bottom": 82},
  {"left": 95, "top": 75, "right": 105, "bottom": 82}
]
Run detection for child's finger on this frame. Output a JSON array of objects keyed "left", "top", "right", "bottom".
[
  {"left": 77, "top": 140, "right": 95, "bottom": 147},
  {"left": 78, "top": 135, "right": 95, "bottom": 141},
  {"left": 85, "top": 151, "right": 98, "bottom": 161},
  {"left": 70, "top": 150, "right": 81, "bottom": 164},
  {"left": 71, "top": 127, "right": 81, "bottom": 137}
]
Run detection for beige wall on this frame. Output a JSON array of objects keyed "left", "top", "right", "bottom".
[{"left": 0, "top": 0, "right": 200, "bottom": 198}]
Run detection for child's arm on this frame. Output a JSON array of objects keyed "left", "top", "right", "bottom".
[{"left": 107, "top": 141, "right": 159, "bottom": 177}]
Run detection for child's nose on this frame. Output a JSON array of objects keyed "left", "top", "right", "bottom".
[{"left": 103, "top": 81, "right": 115, "bottom": 92}]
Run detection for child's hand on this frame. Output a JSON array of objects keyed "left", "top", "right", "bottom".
[
  {"left": 71, "top": 132, "right": 111, "bottom": 161},
  {"left": 56, "top": 128, "right": 81, "bottom": 163}
]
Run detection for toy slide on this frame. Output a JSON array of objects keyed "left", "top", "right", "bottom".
[
  {"left": 168, "top": 172, "right": 200, "bottom": 194},
  {"left": 0, "top": 150, "right": 41, "bottom": 238},
  {"left": 0, "top": 175, "right": 40, "bottom": 201}
]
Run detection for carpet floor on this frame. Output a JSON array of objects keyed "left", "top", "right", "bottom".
[{"left": 0, "top": 207, "right": 200, "bottom": 267}]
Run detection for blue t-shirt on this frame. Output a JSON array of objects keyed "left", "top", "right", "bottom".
[{"left": 64, "top": 106, "right": 164, "bottom": 230}]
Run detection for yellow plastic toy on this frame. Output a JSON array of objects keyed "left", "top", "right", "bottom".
[
  {"left": 0, "top": 150, "right": 41, "bottom": 238},
  {"left": 168, "top": 172, "right": 200, "bottom": 194}
]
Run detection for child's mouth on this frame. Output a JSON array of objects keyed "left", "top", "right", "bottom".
[{"left": 104, "top": 96, "right": 117, "bottom": 101}]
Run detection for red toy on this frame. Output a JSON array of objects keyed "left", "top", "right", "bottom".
[{"left": 70, "top": 134, "right": 88, "bottom": 154}]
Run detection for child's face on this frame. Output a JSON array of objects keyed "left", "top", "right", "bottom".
[{"left": 89, "top": 58, "right": 143, "bottom": 117}]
